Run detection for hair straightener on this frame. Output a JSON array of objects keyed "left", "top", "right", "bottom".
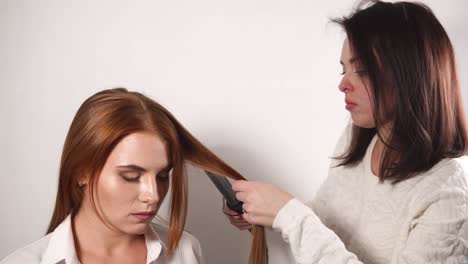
[
  {"left": 206, "top": 171, "right": 270, "bottom": 263},
  {"left": 205, "top": 171, "right": 244, "bottom": 214}
]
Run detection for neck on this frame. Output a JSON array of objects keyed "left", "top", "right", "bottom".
[
  {"left": 371, "top": 124, "right": 392, "bottom": 177},
  {"left": 72, "top": 203, "right": 144, "bottom": 257}
]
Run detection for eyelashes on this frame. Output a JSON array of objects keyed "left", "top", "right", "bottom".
[
  {"left": 157, "top": 175, "right": 170, "bottom": 182},
  {"left": 119, "top": 171, "right": 171, "bottom": 183},
  {"left": 354, "top": 70, "right": 368, "bottom": 76},
  {"left": 119, "top": 171, "right": 141, "bottom": 182},
  {"left": 340, "top": 69, "right": 368, "bottom": 76},
  {"left": 156, "top": 170, "right": 171, "bottom": 182},
  {"left": 119, "top": 173, "right": 141, "bottom": 182},
  {"left": 157, "top": 168, "right": 172, "bottom": 182}
]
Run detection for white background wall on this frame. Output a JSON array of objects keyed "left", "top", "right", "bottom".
[{"left": 0, "top": 0, "right": 466, "bottom": 263}]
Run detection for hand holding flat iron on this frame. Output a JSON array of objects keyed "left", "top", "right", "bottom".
[{"left": 231, "top": 180, "right": 293, "bottom": 228}]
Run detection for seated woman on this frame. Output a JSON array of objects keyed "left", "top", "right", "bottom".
[{"left": 1, "top": 88, "right": 267, "bottom": 264}]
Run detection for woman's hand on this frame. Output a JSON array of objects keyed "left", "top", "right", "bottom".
[
  {"left": 223, "top": 200, "right": 253, "bottom": 230},
  {"left": 232, "top": 180, "right": 293, "bottom": 227}
]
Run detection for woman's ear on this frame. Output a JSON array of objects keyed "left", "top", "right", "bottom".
[{"left": 78, "top": 175, "right": 90, "bottom": 187}]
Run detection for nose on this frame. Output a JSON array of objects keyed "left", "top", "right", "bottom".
[
  {"left": 138, "top": 176, "right": 159, "bottom": 205},
  {"left": 338, "top": 75, "right": 353, "bottom": 93}
]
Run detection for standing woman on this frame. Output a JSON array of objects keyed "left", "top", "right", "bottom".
[
  {"left": 227, "top": 1, "right": 468, "bottom": 263},
  {"left": 1, "top": 88, "right": 267, "bottom": 264}
]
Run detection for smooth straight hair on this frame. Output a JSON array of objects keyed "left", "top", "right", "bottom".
[
  {"left": 47, "top": 88, "right": 267, "bottom": 264},
  {"left": 332, "top": 0, "right": 468, "bottom": 184}
]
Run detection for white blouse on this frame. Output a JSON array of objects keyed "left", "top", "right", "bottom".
[
  {"left": 1, "top": 215, "right": 204, "bottom": 264},
  {"left": 273, "top": 129, "right": 468, "bottom": 263}
]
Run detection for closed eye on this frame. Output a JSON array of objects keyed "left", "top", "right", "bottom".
[
  {"left": 119, "top": 171, "right": 142, "bottom": 182},
  {"left": 157, "top": 175, "right": 170, "bottom": 182},
  {"left": 157, "top": 167, "right": 173, "bottom": 182},
  {"left": 353, "top": 69, "right": 368, "bottom": 77},
  {"left": 117, "top": 164, "right": 146, "bottom": 182}
]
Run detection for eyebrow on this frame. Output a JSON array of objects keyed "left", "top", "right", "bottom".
[
  {"left": 117, "top": 164, "right": 147, "bottom": 172},
  {"left": 340, "top": 57, "right": 359, "bottom": 65},
  {"left": 117, "top": 164, "right": 173, "bottom": 172}
]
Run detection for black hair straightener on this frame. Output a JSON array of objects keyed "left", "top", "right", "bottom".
[
  {"left": 205, "top": 171, "right": 244, "bottom": 214},
  {"left": 206, "top": 171, "right": 270, "bottom": 263}
]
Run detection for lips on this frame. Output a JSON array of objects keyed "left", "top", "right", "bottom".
[
  {"left": 131, "top": 211, "right": 156, "bottom": 221},
  {"left": 345, "top": 99, "right": 357, "bottom": 110}
]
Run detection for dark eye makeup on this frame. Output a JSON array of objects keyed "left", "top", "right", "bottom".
[
  {"left": 118, "top": 166, "right": 173, "bottom": 183},
  {"left": 119, "top": 171, "right": 141, "bottom": 182}
]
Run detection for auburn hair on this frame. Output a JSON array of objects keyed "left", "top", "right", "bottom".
[{"left": 46, "top": 88, "right": 267, "bottom": 263}]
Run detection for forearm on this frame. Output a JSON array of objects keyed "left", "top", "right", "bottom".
[{"left": 273, "top": 198, "right": 363, "bottom": 264}]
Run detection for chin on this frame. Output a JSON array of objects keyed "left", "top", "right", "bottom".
[
  {"left": 123, "top": 222, "right": 150, "bottom": 235},
  {"left": 351, "top": 116, "right": 375, "bottom": 128}
]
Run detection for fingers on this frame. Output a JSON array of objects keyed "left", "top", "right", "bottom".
[
  {"left": 233, "top": 181, "right": 262, "bottom": 202},
  {"left": 235, "top": 191, "right": 247, "bottom": 202},
  {"left": 227, "top": 215, "right": 253, "bottom": 230},
  {"left": 223, "top": 200, "right": 245, "bottom": 219},
  {"left": 223, "top": 199, "right": 253, "bottom": 230},
  {"left": 228, "top": 216, "right": 251, "bottom": 225},
  {"left": 241, "top": 212, "right": 255, "bottom": 225},
  {"left": 233, "top": 183, "right": 252, "bottom": 203},
  {"left": 229, "top": 214, "right": 248, "bottom": 223},
  {"left": 223, "top": 202, "right": 239, "bottom": 215},
  {"left": 232, "top": 180, "right": 253, "bottom": 192}
]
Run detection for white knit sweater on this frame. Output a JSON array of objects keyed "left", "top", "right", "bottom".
[{"left": 272, "top": 128, "right": 468, "bottom": 264}]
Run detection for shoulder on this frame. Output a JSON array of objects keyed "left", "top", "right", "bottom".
[
  {"left": 405, "top": 156, "right": 468, "bottom": 219},
  {"left": 1, "top": 234, "right": 52, "bottom": 264},
  {"left": 414, "top": 156, "right": 468, "bottom": 194}
]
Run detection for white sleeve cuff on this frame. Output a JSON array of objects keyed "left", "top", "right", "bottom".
[{"left": 272, "top": 198, "right": 316, "bottom": 233}]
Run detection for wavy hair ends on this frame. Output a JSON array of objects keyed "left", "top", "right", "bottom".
[{"left": 47, "top": 88, "right": 267, "bottom": 263}]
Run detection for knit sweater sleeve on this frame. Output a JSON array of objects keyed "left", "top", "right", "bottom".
[
  {"left": 273, "top": 198, "right": 363, "bottom": 264},
  {"left": 395, "top": 162, "right": 468, "bottom": 263},
  {"left": 272, "top": 163, "right": 468, "bottom": 264}
]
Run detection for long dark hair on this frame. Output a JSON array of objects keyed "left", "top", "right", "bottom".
[
  {"left": 332, "top": 0, "right": 467, "bottom": 184},
  {"left": 47, "top": 88, "right": 267, "bottom": 263}
]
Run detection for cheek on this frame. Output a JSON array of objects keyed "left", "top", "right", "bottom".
[
  {"left": 355, "top": 84, "right": 374, "bottom": 113},
  {"left": 357, "top": 96, "right": 375, "bottom": 124},
  {"left": 97, "top": 174, "right": 136, "bottom": 211},
  {"left": 361, "top": 95, "right": 374, "bottom": 116},
  {"left": 353, "top": 85, "right": 376, "bottom": 128}
]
